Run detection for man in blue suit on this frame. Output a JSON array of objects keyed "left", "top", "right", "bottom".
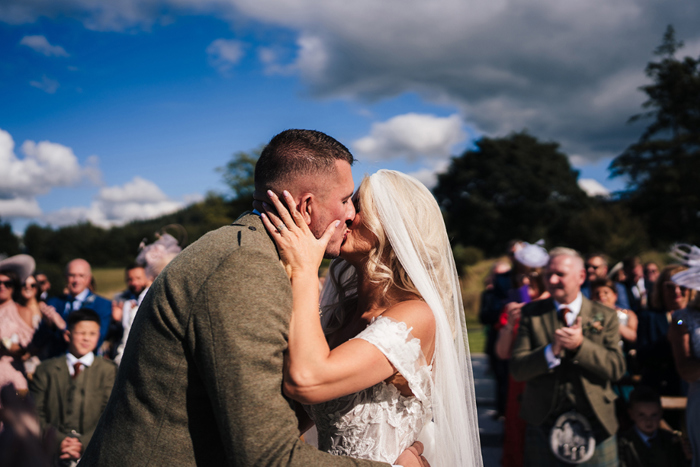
[{"left": 46, "top": 259, "right": 112, "bottom": 356}]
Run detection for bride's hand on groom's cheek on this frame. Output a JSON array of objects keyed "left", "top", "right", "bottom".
[
  {"left": 261, "top": 190, "right": 339, "bottom": 275},
  {"left": 395, "top": 441, "right": 430, "bottom": 467}
]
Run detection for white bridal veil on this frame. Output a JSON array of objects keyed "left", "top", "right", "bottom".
[{"left": 322, "top": 170, "right": 483, "bottom": 467}]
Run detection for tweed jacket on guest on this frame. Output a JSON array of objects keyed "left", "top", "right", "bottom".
[
  {"left": 510, "top": 297, "right": 626, "bottom": 437},
  {"left": 80, "top": 214, "right": 388, "bottom": 467},
  {"left": 29, "top": 355, "right": 117, "bottom": 452}
]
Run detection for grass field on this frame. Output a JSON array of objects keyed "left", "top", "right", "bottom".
[{"left": 92, "top": 268, "right": 126, "bottom": 299}]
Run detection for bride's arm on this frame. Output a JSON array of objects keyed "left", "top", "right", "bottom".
[{"left": 261, "top": 190, "right": 435, "bottom": 405}]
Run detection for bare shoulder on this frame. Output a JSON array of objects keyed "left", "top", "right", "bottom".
[{"left": 382, "top": 300, "right": 436, "bottom": 340}]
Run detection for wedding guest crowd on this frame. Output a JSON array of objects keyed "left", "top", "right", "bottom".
[
  {"left": 0, "top": 230, "right": 183, "bottom": 465},
  {"left": 3, "top": 230, "right": 700, "bottom": 467},
  {"left": 488, "top": 240, "right": 699, "bottom": 466}
]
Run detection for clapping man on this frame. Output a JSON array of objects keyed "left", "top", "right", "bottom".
[{"left": 511, "top": 247, "right": 626, "bottom": 466}]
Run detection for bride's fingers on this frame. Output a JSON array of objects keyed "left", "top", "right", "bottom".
[
  {"left": 260, "top": 212, "right": 281, "bottom": 237},
  {"left": 261, "top": 205, "right": 284, "bottom": 232},
  {"left": 319, "top": 220, "right": 341, "bottom": 248},
  {"left": 266, "top": 190, "right": 296, "bottom": 230},
  {"left": 280, "top": 190, "right": 306, "bottom": 229}
]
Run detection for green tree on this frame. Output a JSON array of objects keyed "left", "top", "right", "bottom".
[
  {"left": 216, "top": 148, "right": 260, "bottom": 200},
  {"left": 563, "top": 202, "right": 649, "bottom": 260},
  {"left": 610, "top": 26, "right": 700, "bottom": 246},
  {"left": 433, "top": 132, "right": 589, "bottom": 256},
  {"left": 0, "top": 219, "right": 21, "bottom": 256}
]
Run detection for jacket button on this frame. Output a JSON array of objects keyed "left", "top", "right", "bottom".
[{"left": 248, "top": 226, "right": 256, "bottom": 231}]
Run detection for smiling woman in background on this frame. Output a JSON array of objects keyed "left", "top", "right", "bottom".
[{"left": 0, "top": 255, "right": 36, "bottom": 395}]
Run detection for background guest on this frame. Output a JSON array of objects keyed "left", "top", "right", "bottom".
[
  {"left": 0, "top": 255, "right": 37, "bottom": 395},
  {"left": 35, "top": 272, "right": 52, "bottom": 302},
  {"left": 14, "top": 274, "right": 66, "bottom": 378},
  {"left": 624, "top": 257, "right": 651, "bottom": 314},
  {"left": 637, "top": 264, "right": 690, "bottom": 398},
  {"left": 46, "top": 259, "right": 112, "bottom": 357},
  {"left": 617, "top": 386, "right": 686, "bottom": 467},
  {"left": 112, "top": 264, "right": 152, "bottom": 365},
  {"left": 668, "top": 245, "right": 700, "bottom": 466},
  {"left": 29, "top": 309, "right": 117, "bottom": 465},
  {"left": 582, "top": 253, "right": 630, "bottom": 309},
  {"left": 479, "top": 239, "right": 523, "bottom": 419},
  {"left": 511, "top": 247, "right": 625, "bottom": 466},
  {"left": 591, "top": 278, "right": 638, "bottom": 345},
  {"left": 494, "top": 241, "right": 550, "bottom": 467}
]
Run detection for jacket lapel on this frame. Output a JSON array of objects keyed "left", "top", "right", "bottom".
[
  {"left": 542, "top": 298, "right": 560, "bottom": 340},
  {"left": 579, "top": 297, "right": 592, "bottom": 337}
]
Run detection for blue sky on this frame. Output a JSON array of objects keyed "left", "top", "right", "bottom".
[{"left": 1, "top": 1, "right": 699, "bottom": 234}]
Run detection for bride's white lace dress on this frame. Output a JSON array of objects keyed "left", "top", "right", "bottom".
[{"left": 306, "top": 316, "right": 433, "bottom": 463}]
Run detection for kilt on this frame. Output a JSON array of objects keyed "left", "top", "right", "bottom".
[{"left": 524, "top": 424, "right": 619, "bottom": 467}]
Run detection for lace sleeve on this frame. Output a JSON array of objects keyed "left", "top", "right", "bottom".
[{"left": 352, "top": 315, "right": 432, "bottom": 402}]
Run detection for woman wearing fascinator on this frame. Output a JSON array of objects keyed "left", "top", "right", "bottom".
[
  {"left": 493, "top": 241, "right": 550, "bottom": 467},
  {"left": 261, "top": 170, "right": 482, "bottom": 467},
  {"left": 668, "top": 244, "right": 700, "bottom": 465}
]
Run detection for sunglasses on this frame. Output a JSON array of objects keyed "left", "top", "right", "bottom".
[
  {"left": 23, "top": 283, "right": 37, "bottom": 289},
  {"left": 0, "top": 280, "right": 14, "bottom": 289},
  {"left": 664, "top": 282, "right": 688, "bottom": 293}
]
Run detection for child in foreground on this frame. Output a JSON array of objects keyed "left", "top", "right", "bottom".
[
  {"left": 29, "top": 308, "right": 117, "bottom": 465},
  {"left": 617, "top": 386, "right": 687, "bottom": 467}
]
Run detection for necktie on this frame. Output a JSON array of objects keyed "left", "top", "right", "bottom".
[
  {"left": 73, "top": 362, "right": 82, "bottom": 379},
  {"left": 561, "top": 307, "right": 571, "bottom": 326}
]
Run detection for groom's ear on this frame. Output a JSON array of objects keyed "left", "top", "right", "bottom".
[{"left": 298, "top": 193, "right": 313, "bottom": 225}]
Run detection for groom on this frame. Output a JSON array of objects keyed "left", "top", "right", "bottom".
[{"left": 81, "top": 130, "right": 427, "bottom": 467}]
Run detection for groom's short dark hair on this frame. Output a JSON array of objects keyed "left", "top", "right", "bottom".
[{"left": 255, "top": 129, "right": 355, "bottom": 191}]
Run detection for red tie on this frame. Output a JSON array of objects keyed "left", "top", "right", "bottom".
[
  {"left": 561, "top": 308, "right": 571, "bottom": 327},
  {"left": 73, "top": 362, "right": 82, "bottom": 379}
]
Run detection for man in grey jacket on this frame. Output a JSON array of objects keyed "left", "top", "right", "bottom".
[{"left": 81, "top": 130, "right": 426, "bottom": 467}]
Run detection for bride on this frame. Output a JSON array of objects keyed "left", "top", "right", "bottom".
[{"left": 260, "top": 170, "right": 482, "bottom": 467}]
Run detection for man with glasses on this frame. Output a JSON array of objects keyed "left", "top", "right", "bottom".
[{"left": 581, "top": 253, "right": 630, "bottom": 309}]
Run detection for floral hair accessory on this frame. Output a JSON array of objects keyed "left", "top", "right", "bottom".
[
  {"left": 514, "top": 240, "right": 549, "bottom": 268},
  {"left": 670, "top": 244, "right": 700, "bottom": 291}
]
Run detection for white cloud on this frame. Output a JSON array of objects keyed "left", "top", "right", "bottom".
[
  {"left": 0, "top": 198, "right": 42, "bottom": 218},
  {"left": 19, "top": 35, "right": 69, "bottom": 56},
  {"left": 578, "top": 178, "right": 611, "bottom": 198},
  {"left": 206, "top": 38, "right": 245, "bottom": 74},
  {"left": 0, "top": 128, "right": 99, "bottom": 200},
  {"left": 0, "top": 128, "right": 102, "bottom": 219},
  {"left": 407, "top": 159, "right": 451, "bottom": 190},
  {"left": 43, "top": 176, "right": 184, "bottom": 228},
  {"left": 1, "top": 0, "right": 699, "bottom": 163},
  {"left": 29, "top": 76, "right": 60, "bottom": 94},
  {"left": 354, "top": 113, "right": 466, "bottom": 162}
]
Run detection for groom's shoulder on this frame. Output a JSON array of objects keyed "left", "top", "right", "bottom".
[{"left": 172, "top": 213, "right": 277, "bottom": 270}]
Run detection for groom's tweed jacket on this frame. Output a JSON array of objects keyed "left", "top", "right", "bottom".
[{"left": 81, "top": 213, "right": 386, "bottom": 467}]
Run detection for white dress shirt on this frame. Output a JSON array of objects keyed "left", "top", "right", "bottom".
[
  {"left": 66, "top": 351, "right": 95, "bottom": 376},
  {"left": 69, "top": 288, "right": 90, "bottom": 312}
]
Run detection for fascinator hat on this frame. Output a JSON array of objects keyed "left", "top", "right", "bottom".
[
  {"left": 0, "top": 254, "right": 36, "bottom": 283},
  {"left": 136, "top": 224, "right": 186, "bottom": 280},
  {"left": 670, "top": 244, "right": 700, "bottom": 291},
  {"left": 514, "top": 240, "right": 549, "bottom": 268}
]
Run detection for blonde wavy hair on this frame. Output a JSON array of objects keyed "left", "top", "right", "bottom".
[{"left": 322, "top": 171, "right": 454, "bottom": 334}]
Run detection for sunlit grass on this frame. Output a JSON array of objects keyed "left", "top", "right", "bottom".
[{"left": 92, "top": 268, "right": 125, "bottom": 299}]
